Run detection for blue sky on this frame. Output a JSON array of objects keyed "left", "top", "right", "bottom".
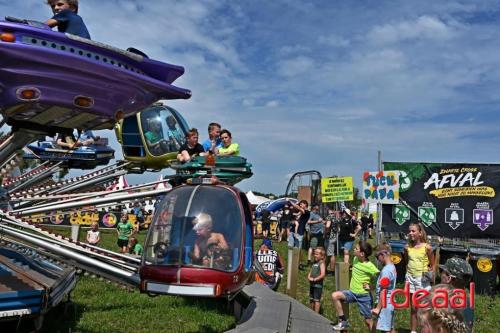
[{"left": 4, "top": 1, "right": 500, "bottom": 194}]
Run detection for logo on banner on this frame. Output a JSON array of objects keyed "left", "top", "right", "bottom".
[
  {"left": 477, "top": 257, "right": 493, "bottom": 272},
  {"left": 399, "top": 170, "right": 412, "bottom": 192},
  {"left": 393, "top": 205, "right": 410, "bottom": 225},
  {"left": 473, "top": 208, "right": 493, "bottom": 231},
  {"left": 445, "top": 204, "right": 464, "bottom": 230},
  {"left": 418, "top": 204, "right": 436, "bottom": 227}
]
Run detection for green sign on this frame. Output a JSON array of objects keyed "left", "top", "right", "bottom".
[
  {"left": 393, "top": 205, "right": 410, "bottom": 225},
  {"left": 418, "top": 206, "right": 436, "bottom": 227}
]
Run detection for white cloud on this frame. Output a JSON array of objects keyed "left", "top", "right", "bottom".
[
  {"left": 318, "top": 35, "right": 350, "bottom": 47},
  {"left": 265, "top": 100, "right": 280, "bottom": 108},
  {"left": 4, "top": 1, "right": 500, "bottom": 195},
  {"left": 367, "top": 16, "right": 456, "bottom": 44},
  {"left": 277, "top": 56, "right": 315, "bottom": 77}
]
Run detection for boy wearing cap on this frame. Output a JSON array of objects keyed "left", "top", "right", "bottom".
[
  {"left": 255, "top": 239, "right": 284, "bottom": 290},
  {"left": 439, "top": 257, "right": 474, "bottom": 333}
]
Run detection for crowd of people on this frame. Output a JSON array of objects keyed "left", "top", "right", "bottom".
[{"left": 253, "top": 202, "right": 474, "bottom": 333}]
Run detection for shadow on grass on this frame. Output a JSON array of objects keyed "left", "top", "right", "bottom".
[{"left": 0, "top": 299, "right": 83, "bottom": 333}]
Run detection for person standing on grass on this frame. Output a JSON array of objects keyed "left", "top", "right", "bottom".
[
  {"left": 261, "top": 209, "right": 271, "bottom": 239},
  {"left": 307, "top": 205, "right": 324, "bottom": 266},
  {"left": 371, "top": 243, "right": 397, "bottom": 333},
  {"left": 288, "top": 200, "right": 310, "bottom": 270},
  {"left": 337, "top": 208, "right": 360, "bottom": 264},
  {"left": 86, "top": 222, "right": 100, "bottom": 245},
  {"left": 279, "top": 204, "right": 293, "bottom": 242},
  {"left": 331, "top": 241, "right": 379, "bottom": 332},
  {"left": 116, "top": 213, "right": 134, "bottom": 253},
  {"left": 360, "top": 211, "right": 370, "bottom": 241},
  {"left": 308, "top": 247, "right": 326, "bottom": 313},
  {"left": 404, "top": 222, "right": 435, "bottom": 333},
  {"left": 324, "top": 208, "right": 339, "bottom": 276}
]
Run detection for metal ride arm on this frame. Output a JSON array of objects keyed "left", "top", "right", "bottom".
[
  {"left": 7, "top": 162, "right": 63, "bottom": 194},
  {"left": 13, "top": 187, "right": 171, "bottom": 216},
  {"left": 0, "top": 213, "right": 140, "bottom": 288}
]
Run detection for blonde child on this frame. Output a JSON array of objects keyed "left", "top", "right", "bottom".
[
  {"left": 371, "top": 243, "right": 397, "bottom": 333},
  {"left": 331, "top": 241, "right": 380, "bottom": 331},
  {"left": 308, "top": 247, "right": 326, "bottom": 313},
  {"left": 86, "top": 222, "right": 100, "bottom": 245},
  {"left": 418, "top": 284, "right": 468, "bottom": 333},
  {"left": 404, "top": 222, "right": 435, "bottom": 333}
]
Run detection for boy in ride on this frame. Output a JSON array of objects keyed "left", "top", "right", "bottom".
[{"left": 45, "top": 0, "right": 90, "bottom": 39}]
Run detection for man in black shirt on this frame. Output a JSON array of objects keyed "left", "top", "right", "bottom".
[
  {"left": 337, "top": 208, "right": 360, "bottom": 264},
  {"left": 360, "top": 211, "right": 370, "bottom": 241}
]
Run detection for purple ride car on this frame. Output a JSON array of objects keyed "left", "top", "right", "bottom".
[{"left": 0, "top": 17, "right": 191, "bottom": 132}]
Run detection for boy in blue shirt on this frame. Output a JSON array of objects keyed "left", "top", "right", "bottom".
[
  {"left": 371, "top": 243, "right": 397, "bottom": 333},
  {"left": 45, "top": 0, "right": 91, "bottom": 39}
]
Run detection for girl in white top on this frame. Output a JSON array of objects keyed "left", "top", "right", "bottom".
[{"left": 86, "top": 223, "right": 100, "bottom": 245}]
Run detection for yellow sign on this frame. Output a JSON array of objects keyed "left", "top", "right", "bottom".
[
  {"left": 477, "top": 257, "right": 493, "bottom": 273},
  {"left": 321, "top": 177, "right": 354, "bottom": 202},
  {"left": 391, "top": 253, "right": 402, "bottom": 265},
  {"left": 430, "top": 186, "right": 495, "bottom": 199}
]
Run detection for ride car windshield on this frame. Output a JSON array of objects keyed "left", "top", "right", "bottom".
[
  {"left": 140, "top": 106, "right": 187, "bottom": 156},
  {"left": 143, "top": 185, "right": 243, "bottom": 272}
]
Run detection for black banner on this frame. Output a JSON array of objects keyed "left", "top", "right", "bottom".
[
  {"left": 381, "top": 162, "right": 500, "bottom": 238},
  {"left": 29, "top": 211, "right": 152, "bottom": 229}
]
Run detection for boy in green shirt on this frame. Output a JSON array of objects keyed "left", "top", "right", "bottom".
[
  {"left": 331, "top": 241, "right": 379, "bottom": 331},
  {"left": 128, "top": 237, "right": 144, "bottom": 256},
  {"left": 116, "top": 214, "right": 134, "bottom": 253}
]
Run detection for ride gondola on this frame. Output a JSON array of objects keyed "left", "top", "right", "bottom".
[
  {"left": 0, "top": 17, "right": 191, "bottom": 135},
  {"left": 115, "top": 103, "right": 190, "bottom": 171},
  {"left": 140, "top": 179, "right": 254, "bottom": 297},
  {"left": 23, "top": 138, "right": 115, "bottom": 169},
  {"left": 171, "top": 155, "right": 253, "bottom": 185}
]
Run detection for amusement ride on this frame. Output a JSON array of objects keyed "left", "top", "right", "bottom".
[{"left": 0, "top": 16, "right": 254, "bottom": 329}]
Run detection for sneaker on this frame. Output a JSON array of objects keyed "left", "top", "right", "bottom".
[
  {"left": 332, "top": 320, "right": 349, "bottom": 330},
  {"left": 298, "top": 264, "right": 307, "bottom": 271}
]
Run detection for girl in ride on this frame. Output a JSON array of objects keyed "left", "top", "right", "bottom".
[{"left": 404, "top": 222, "right": 435, "bottom": 333}]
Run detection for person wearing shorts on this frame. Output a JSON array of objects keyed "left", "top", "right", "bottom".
[
  {"left": 337, "top": 208, "right": 360, "bottom": 264},
  {"left": 331, "top": 241, "right": 379, "bottom": 331},
  {"left": 307, "top": 205, "right": 324, "bottom": 265},
  {"left": 116, "top": 213, "right": 134, "bottom": 253},
  {"left": 261, "top": 209, "right": 271, "bottom": 238}
]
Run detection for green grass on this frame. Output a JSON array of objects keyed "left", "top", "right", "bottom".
[
  {"left": 14, "top": 227, "right": 236, "bottom": 333},
  {"left": 8, "top": 226, "right": 500, "bottom": 332}
]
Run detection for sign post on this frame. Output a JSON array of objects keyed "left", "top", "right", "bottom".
[{"left": 362, "top": 158, "right": 400, "bottom": 244}]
